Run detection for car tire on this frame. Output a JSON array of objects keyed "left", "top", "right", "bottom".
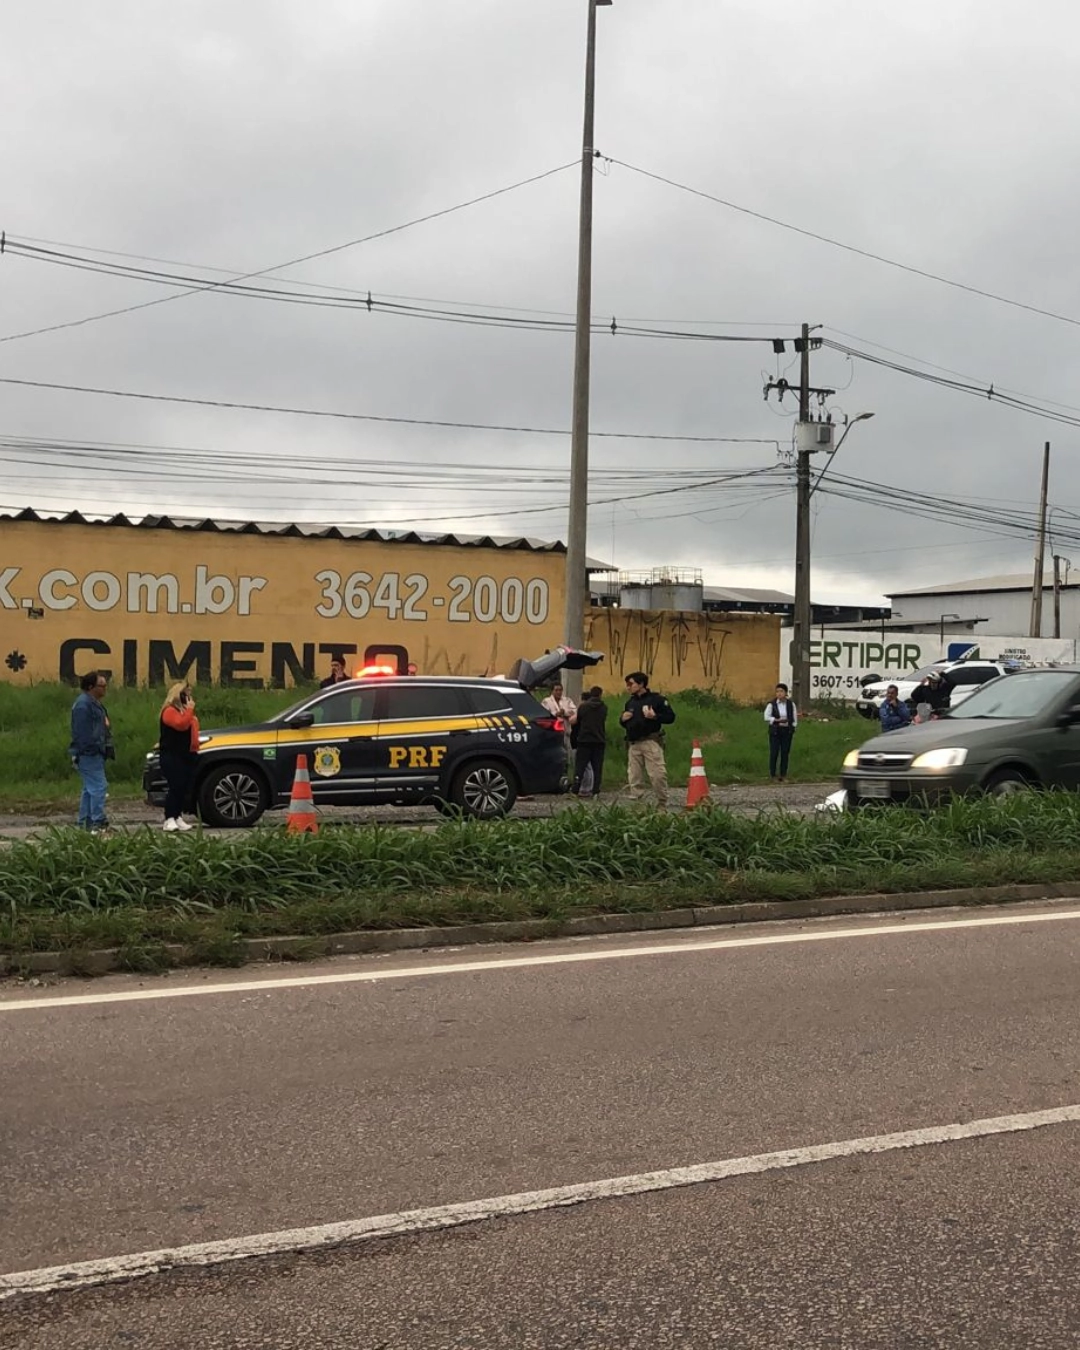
[
  {"left": 197, "top": 762, "right": 270, "bottom": 828},
  {"left": 444, "top": 759, "right": 518, "bottom": 820},
  {"left": 983, "top": 768, "right": 1033, "bottom": 798}
]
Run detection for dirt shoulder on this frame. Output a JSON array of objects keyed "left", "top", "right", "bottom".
[{"left": 0, "top": 782, "right": 836, "bottom": 839}]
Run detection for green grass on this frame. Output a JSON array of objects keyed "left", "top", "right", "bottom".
[
  {"left": 0, "top": 683, "right": 864, "bottom": 809},
  {"left": 0, "top": 683, "right": 296, "bottom": 807},
  {"left": 4, "top": 792, "right": 1080, "bottom": 964}
]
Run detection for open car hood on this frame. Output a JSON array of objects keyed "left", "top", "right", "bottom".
[{"left": 507, "top": 646, "right": 605, "bottom": 691}]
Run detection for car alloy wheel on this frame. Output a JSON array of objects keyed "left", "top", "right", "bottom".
[
  {"left": 212, "top": 770, "right": 264, "bottom": 823},
  {"left": 459, "top": 766, "right": 510, "bottom": 815}
]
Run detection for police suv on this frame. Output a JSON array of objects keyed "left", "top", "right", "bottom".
[{"left": 143, "top": 647, "right": 602, "bottom": 827}]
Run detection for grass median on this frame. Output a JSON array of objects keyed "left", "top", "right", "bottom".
[
  {"left": 4, "top": 793, "right": 1080, "bottom": 970},
  {"left": 0, "top": 682, "right": 866, "bottom": 811}
]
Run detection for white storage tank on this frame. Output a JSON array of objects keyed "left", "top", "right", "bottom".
[{"left": 618, "top": 568, "right": 704, "bottom": 612}]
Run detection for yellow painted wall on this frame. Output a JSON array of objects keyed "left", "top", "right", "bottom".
[
  {"left": 0, "top": 520, "right": 566, "bottom": 686},
  {"left": 0, "top": 520, "right": 780, "bottom": 696},
  {"left": 584, "top": 607, "right": 780, "bottom": 701}
]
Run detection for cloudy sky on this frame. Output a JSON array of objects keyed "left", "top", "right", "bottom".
[{"left": 4, "top": 0, "right": 1080, "bottom": 606}]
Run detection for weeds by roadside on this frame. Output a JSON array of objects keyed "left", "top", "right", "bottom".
[{"left": 4, "top": 793, "right": 1080, "bottom": 962}]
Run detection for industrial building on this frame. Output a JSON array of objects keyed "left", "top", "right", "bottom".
[
  {"left": 887, "top": 573, "right": 1080, "bottom": 640},
  {"left": 589, "top": 568, "right": 887, "bottom": 626}
]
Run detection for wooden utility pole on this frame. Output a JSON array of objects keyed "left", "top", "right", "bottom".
[
  {"left": 763, "top": 327, "right": 833, "bottom": 711},
  {"left": 1029, "top": 441, "right": 1050, "bottom": 637},
  {"left": 1053, "top": 554, "right": 1063, "bottom": 639},
  {"left": 792, "top": 324, "right": 813, "bottom": 711},
  {"left": 563, "top": 0, "right": 611, "bottom": 700}
]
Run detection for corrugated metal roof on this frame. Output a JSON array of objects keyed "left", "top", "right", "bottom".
[
  {"left": 0, "top": 506, "right": 613, "bottom": 569},
  {"left": 890, "top": 572, "right": 1079, "bottom": 597},
  {"left": 704, "top": 585, "right": 793, "bottom": 606}
]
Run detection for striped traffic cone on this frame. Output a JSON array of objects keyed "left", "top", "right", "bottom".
[
  {"left": 685, "top": 740, "right": 711, "bottom": 810},
  {"left": 286, "top": 754, "right": 319, "bottom": 834}
]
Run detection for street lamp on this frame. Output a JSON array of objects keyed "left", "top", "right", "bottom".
[
  {"left": 564, "top": 0, "right": 611, "bottom": 699},
  {"left": 809, "top": 412, "right": 875, "bottom": 497},
  {"left": 939, "top": 613, "right": 961, "bottom": 650}
]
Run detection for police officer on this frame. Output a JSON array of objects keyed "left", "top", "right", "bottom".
[
  {"left": 320, "top": 657, "right": 349, "bottom": 689},
  {"left": 620, "top": 671, "right": 675, "bottom": 808},
  {"left": 911, "top": 669, "right": 950, "bottom": 721}
]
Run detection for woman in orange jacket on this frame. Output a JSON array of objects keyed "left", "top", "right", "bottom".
[{"left": 159, "top": 681, "right": 200, "bottom": 832}]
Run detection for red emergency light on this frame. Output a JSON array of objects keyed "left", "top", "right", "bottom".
[{"left": 353, "top": 664, "right": 397, "bottom": 679}]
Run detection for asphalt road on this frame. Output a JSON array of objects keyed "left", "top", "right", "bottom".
[{"left": 4, "top": 902, "right": 1080, "bottom": 1346}]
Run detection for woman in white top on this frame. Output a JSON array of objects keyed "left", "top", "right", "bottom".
[
  {"left": 763, "top": 682, "right": 798, "bottom": 781},
  {"left": 541, "top": 683, "right": 577, "bottom": 721}
]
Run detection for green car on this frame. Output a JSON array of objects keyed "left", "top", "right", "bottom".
[{"left": 839, "top": 667, "right": 1080, "bottom": 806}]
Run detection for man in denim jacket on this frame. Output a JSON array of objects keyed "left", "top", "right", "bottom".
[
  {"left": 69, "top": 671, "right": 112, "bottom": 831},
  {"left": 879, "top": 684, "right": 912, "bottom": 733}
]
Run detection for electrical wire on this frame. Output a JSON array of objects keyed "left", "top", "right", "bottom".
[
  {"left": 0, "top": 376, "right": 785, "bottom": 444},
  {"left": 606, "top": 157, "right": 1080, "bottom": 330},
  {"left": 0, "top": 160, "right": 579, "bottom": 343},
  {"left": 1, "top": 241, "right": 785, "bottom": 346}
]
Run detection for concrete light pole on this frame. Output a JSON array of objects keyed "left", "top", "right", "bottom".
[{"left": 563, "top": 0, "right": 611, "bottom": 697}]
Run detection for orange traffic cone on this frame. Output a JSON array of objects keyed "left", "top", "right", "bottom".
[
  {"left": 685, "top": 740, "right": 711, "bottom": 810},
  {"left": 286, "top": 754, "right": 319, "bottom": 834}
]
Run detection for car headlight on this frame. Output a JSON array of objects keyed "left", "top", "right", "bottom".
[
  {"left": 843, "top": 750, "right": 860, "bottom": 768},
  {"left": 911, "top": 748, "right": 968, "bottom": 769}
]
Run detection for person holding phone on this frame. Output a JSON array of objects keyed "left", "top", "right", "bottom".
[
  {"left": 159, "top": 682, "right": 201, "bottom": 832},
  {"left": 764, "top": 683, "right": 798, "bottom": 781}
]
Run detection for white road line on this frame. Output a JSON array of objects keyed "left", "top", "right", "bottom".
[
  {"left": 3, "top": 1103, "right": 1078, "bottom": 1301},
  {"left": 4, "top": 905, "right": 1080, "bottom": 1013}
]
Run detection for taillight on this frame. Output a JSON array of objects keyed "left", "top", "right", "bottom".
[{"left": 532, "top": 716, "right": 566, "bottom": 733}]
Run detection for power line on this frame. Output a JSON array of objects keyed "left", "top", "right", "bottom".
[
  {"left": 0, "top": 160, "right": 579, "bottom": 343},
  {"left": 2, "top": 240, "right": 785, "bottom": 346},
  {"left": 823, "top": 337, "right": 1080, "bottom": 432},
  {"left": 607, "top": 157, "right": 1080, "bottom": 330},
  {"left": 0, "top": 376, "right": 785, "bottom": 444},
  {"left": 8, "top": 230, "right": 801, "bottom": 330}
]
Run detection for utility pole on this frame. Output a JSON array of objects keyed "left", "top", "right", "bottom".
[
  {"left": 764, "top": 326, "right": 834, "bottom": 711},
  {"left": 1029, "top": 441, "right": 1050, "bottom": 638},
  {"left": 793, "top": 324, "right": 813, "bottom": 713},
  {"left": 1053, "top": 553, "right": 1063, "bottom": 640},
  {"left": 563, "top": 0, "right": 610, "bottom": 699}
]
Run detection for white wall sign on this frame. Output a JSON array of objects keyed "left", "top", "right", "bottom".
[{"left": 779, "top": 632, "right": 1079, "bottom": 702}]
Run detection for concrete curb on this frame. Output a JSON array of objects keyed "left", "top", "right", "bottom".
[{"left": 3, "top": 880, "right": 1078, "bottom": 978}]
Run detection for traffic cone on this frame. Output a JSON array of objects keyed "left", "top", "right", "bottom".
[
  {"left": 685, "top": 740, "right": 711, "bottom": 810},
  {"left": 286, "top": 754, "right": 319, "bottom": 834}
]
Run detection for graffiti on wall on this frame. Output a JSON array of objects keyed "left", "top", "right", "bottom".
[{"left": 583, "top": 608, "right": 774, "bottom": 699}]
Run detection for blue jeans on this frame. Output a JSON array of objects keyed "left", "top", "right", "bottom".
[{"left": 76, "top": 754, "right": 109, "bottom": 828}]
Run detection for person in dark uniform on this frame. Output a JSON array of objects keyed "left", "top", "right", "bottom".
[
  {"left": 570, "top": 686, "right": 607, "bottom": 797},
  {"left": 910, "top": 669, "right": 950, "bottom": 721},
  {"left": 620, "top": 672, "right": 676, "bottom": 807},
  {"left": 320, "top": 657, "right": 349, "bottom": 689}
]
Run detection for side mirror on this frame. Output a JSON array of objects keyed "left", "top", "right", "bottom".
[
  {"left": 1054, "top": 704, "right": 1080, "bottom": 732},
  {"left": 287, "top": 711, "right": 315, "bottom": 728}
]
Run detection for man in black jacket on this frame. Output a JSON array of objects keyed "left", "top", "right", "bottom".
[
  {"left": 620, "top": 671, "right": 676, "bottom": 808},
  {"left": 910, "top": 669, "right": 950, "bottom": 721},
  {"left": 571, "top": 686, "right": 607, "bottom": 797}
]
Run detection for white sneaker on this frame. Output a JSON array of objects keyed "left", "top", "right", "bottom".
[
  {"left": 175, "top": 817, "right": 194, "bottom": 832},
  {"left": 162, "top": 818, "right": 179, "bottom": 832}
]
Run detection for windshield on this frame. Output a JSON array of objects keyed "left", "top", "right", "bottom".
[
  {"left": 266, "top": 686, "right": 353, "bottom": 724},
  {"left": 949, "top": 668, "right": 1077, "bottom": 720}
]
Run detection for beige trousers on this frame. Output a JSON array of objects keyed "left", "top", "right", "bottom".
[{"left": 627, "top": 735, "right": 669, "bottom": 807}]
